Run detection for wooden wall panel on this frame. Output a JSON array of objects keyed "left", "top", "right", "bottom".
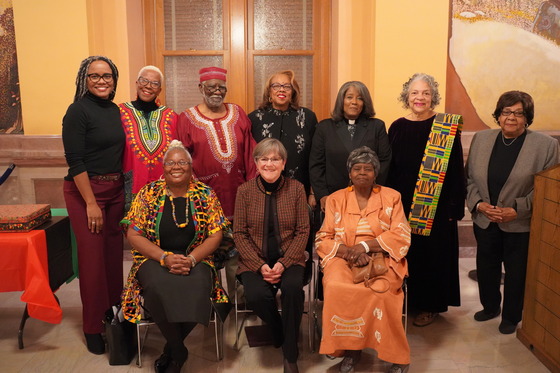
[{"left": 518, "top": 164, "right": 560, "bottom": 373}]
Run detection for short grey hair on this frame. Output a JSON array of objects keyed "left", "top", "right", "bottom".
[
  {"left": 164, "top": 139, "right": 192, "bottom": 162},
  {"left": 138, "top": 65, "right": 164, "bottom": 81},
  {"left": 398, "top": 73, "right": 441, "bottom": 110},
  {"left": 347, "top": 146, "right": 380, "bottom": 175},
  {"left": 253, "top": 138, "right": 287, "bottom": 162}
]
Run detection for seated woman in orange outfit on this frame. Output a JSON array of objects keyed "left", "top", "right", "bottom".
[{"left": 316, "top": 146, "right": 411, "bottom": 373}]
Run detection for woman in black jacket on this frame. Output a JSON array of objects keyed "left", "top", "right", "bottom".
[{"left": 309, "top": 81, "right": 391, "bottom": 211}]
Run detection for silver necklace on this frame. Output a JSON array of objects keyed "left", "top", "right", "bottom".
[{"left": 501, "top": 133, "right": 518, "bottom": 147}]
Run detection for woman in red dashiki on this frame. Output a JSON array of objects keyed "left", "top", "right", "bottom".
[{"left": 119, "top": 65, "right": 177, "bottom": 211}]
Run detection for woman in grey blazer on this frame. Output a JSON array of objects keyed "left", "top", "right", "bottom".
[{"left": 466, "top": 91, "right": 559, "bottom": 334}]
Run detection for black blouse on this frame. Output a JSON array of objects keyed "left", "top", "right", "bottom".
[
  {"left": 159, "top": 196, "right": 196, "bottom": 254},
  {"left": 487, "top": 131, "right": 527, "bottom": 206},
  {"left": 249, "top": 106, "right": 317, "bottom": 193}
]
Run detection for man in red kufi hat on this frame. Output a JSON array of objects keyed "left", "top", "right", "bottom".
[{"left": 177, "top": 66, "right": 256, "bottom": 301}]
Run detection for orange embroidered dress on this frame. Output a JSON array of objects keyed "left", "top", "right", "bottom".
[{"left": 316, "top": 186, "right": 411, "bottom": 365}]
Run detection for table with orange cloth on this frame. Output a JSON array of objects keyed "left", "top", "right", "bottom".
[{"left": 0, "top": 216, "right": 74, "bottom": 347}]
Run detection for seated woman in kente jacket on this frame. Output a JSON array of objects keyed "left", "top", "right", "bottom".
[{"left": 121, "top": 139, "right": 229, "bottom": 373}]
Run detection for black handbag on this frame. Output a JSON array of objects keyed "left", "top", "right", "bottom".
[{"left": 104, "top": 303, "right": 137, "bottom": 365}]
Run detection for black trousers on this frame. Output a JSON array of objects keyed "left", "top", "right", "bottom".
[
  {"left": 474, "top": 223, "right": 530, "bottom": 324},
  {"left": 240, "top": 265, "right": 304, "bottom": 363}
]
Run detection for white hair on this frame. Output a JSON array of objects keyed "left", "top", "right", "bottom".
[
  {"left": 138, "top": 65, "right": 164, "bottom": 81},
  {"left": 164, "top": 140, "right": 192, "bottom": 161}
]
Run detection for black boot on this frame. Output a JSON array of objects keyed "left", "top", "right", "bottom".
[{"left": 84, "top": 333, "right": 105, "bottom": 355}]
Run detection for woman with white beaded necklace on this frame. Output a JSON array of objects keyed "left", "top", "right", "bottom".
[
  {"left": 121, "top": 140, "right": 230, "bottom": 372},
  {"left": 467, "top": 91, "right": 559, "bottom": 335}
]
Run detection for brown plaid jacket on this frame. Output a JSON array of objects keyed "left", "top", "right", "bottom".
[{"left": 233, "top": 177, "right": 310, "bottom": 273}]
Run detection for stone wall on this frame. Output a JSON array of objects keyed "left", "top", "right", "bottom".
[{"left": 0, "top": 135, "right": 67, "bottom": 208}]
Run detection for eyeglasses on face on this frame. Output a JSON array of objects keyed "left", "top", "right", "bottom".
[
  {"left": 270, "top": 83, "right": 293, "bottom": 92},
  {"left": 500, "top": 110, "right": 525, "bottom": 118},
  {"left": 258, "top": 157, "right": 283, "bottom": 164},
  {"left": 87, "top": 73, "right": 114, "bottom": 83},
  {"left": 202, "top": 84, "right": 227, "bottom": 93},
  {"left": 138, "top": 76, "right": 161, "bottom": 89},
  {"left": 164, "top": 160, "right": 191, "bottom": 167}
]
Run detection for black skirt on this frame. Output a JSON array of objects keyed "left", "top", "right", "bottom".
[{"left": 137, "top": 260, "right": 213, "bottom": 325}]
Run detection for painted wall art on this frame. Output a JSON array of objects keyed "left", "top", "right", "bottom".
[
  {"left": 0, "top": 0, "right": 22, "bottom": 134},
  {"left": 447, "top": 0, "right": 560, "bottom": 131}
]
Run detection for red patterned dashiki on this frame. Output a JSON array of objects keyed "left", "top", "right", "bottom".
[
  {"left": 177, "top": 103, "right": 256, "bottom": 219},
  {"left": 120, "top": 102, "right": 178, "bottom": 194}
]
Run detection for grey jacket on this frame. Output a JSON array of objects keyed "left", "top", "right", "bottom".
[{"left": 466, "top": 129, "right": 559, "bottom": 232}]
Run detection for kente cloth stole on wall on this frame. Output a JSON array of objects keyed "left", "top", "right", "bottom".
[{"left": 408, "top": 113, "right": 463, "bottom": 236}]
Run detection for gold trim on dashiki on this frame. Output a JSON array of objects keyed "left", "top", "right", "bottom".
[{"left": 408, "top": 113, "right": 462, "bottom": 236}]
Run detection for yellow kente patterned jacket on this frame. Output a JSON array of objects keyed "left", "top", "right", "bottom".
[{"left": 120, "top": 179, "right": 230, "bottom": 323}]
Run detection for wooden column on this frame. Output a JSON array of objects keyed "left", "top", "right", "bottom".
[{"left": 518, "top": 164, "right": 560, "bottom": 373}]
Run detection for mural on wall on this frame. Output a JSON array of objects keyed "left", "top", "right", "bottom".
[
  {"left": 0, "top": 0, "right": 22, "bottom": 134},
  {"left": 447, "top": 0, "right": 560, "bottom": 131}
]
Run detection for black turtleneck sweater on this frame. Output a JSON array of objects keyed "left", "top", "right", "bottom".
[
  {"left": 262, "top": 176, "right": 283, "bottom": 266},
  {"left": 131, "top": 98, "right": 158, "bottom": 118},
  {"left": 62, "top": 92, "right": 125, "bottom": 180}
]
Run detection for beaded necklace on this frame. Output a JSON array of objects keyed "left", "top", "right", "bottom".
[{"left": 167, "top": 189, "right": 189, "bottom": 228}]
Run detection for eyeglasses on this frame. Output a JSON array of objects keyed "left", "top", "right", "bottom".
[
  {"left": 202, "top": 84, "right": 227, "bottom": 93},
  {"left": 270, "top": 83, "right": 292, "bottom": 92},
  {"left": 258, "top": 157, "right": 283, "bottom": 164},
  {"left": 87, "top": 73, "right": 114, "bottom": 83},
  {"left": 164, "top": 160, "right": 191, "bottom": 167},
  {"left": 501, "top": 110, "right": 525, "bottom": 117},
  {"left": 138, "top": 77, "right": 161, "bottom": 89}
]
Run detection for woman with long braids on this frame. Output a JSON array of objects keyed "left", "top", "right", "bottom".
[{"left": 62, "top": 56, "right": 125, "bottom": 354}]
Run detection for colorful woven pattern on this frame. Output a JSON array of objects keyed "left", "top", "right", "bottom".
[
  {"left": 408, "top": 113, "right": 462, "bottom": 236},
  {"left": 120, "top": 179, "right": 230, "bottom": 323},
  {"left": 0, "top": 204, "right": 51, "bottom": 232}
]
